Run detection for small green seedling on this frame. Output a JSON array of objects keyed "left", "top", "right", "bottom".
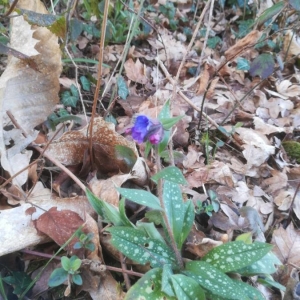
[
  {"left": 196, "top": 190, "right": 220, "bottom": 217},
  {"left": 48, "top": 255, "right": 82, "bottom": 287},
  {"left": 74, "top": 231, "right": 95, "bottom": 252}
]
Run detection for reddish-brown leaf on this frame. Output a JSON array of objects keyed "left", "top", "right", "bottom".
[{"left": 35, "top": 207, "right": 85, "bottom": 254}]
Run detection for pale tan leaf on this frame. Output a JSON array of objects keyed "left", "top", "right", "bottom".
[
  {"left": 283, "top": 30, "right": 300, "bottom": 59},
  {"left": 276, "top": 80, "right": 300, "bottom": 98},
  {"left": 0, "top": 0, "right": 62, "bottom": 132},
  {"left": 272, "top": 223, "right": 300, "bottom": 267},
  {"left": 262, "top": 169, "right": 288, "bottom": 194},
  {"left": 124, "top": 58, "right": 148, "bottom": 84},
  {"left": 1, "top": 150, "right": 32, "bottom": 187}
]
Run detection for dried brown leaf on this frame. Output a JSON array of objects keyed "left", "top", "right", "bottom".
[
  {"left": 35, "top": 207, "right": 85, "bottom": 254},
  {"left": 124, "top": 58, "right": 148, "bottom": 84},
  {"left": 225, "top": 30, "right": 261, "bottom": 61},
  {"left": 196, "top": 63, "right": 210, "bottom": 95},
  {"left": 46, "top": 117, "right": 137, "bottom": 173}
]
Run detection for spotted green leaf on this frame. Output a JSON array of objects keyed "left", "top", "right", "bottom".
[
  {"left": 236, "top": 252, "right": 281, "bottom": 276},
  {"left": 119, "top": 198, "right": 134, "bottom": 228},
  {"left": 171, "top": 274, "right": 205, "bottom": 300},
  {"left": 202, "top": 241, "right": 273, "bottom": 273},
  {"left": 162, "top": 264, "right": 175, "bottom": 297},
  {"left": 117, "top": 187, "right": 162, "bottom": 210},
  {"left": 136, "top": 221, "right": 165, "bottom": 244},
  {"left": 106, "top": 227, "right": 178, "bottom": 268},
  {"left": 125, "top": 268, "right": 175, "bottom": 300},
  {"left": 163, "top": 181, "right": 194, "bottom": 249},
  {"left": 184, "top": 261, "right": 247, "bottom": 299},
  {"left": 233, "top": 280, "right": 265, "bottom": 300},
  {"left": 249, "top": 53, "right": 275, "bottom": 79},
  {"left": 151, "top": 166, "right": 187, "bottom": 184}
]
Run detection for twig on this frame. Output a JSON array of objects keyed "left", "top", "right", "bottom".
[
  {"left": 155, "top": 147, "right": 184, "bottom": 269},
  {"left": 175, "top": 0, "right": 212, "bottom": 82},
  {"left": 3, "top": 0, "right": 19, "bottom": 17},
  {"left": 89, "top": 0, "right": 110, "bottom": 167},
  {"left": 20, "top": 249, "right": 143, "bottom": 277},
  {"left": 119, "top": 253, "right": 131, "bottom": 290},
  {"left": 156, "top": 57, "right": 219, "bottom": 130},
  {"left": 196, "top": 0, "right": 215, "bottom": 75}
]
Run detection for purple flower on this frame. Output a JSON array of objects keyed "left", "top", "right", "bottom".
[{"left": 126, "top": 115, "right": 164, "bottom": 145}]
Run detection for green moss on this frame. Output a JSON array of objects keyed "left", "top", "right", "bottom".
[{"left": 282, "top": 141, "right": 300, "bottom": 163}]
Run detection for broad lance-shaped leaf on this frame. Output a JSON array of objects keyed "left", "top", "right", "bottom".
[
  {"left": 161, "top": 115, "right": 184, "bottom": 130},
  {"left": 235, "top": 252, "right": 281, "bottom": 276},
  {"left": 233, "top": 280, "right": 265, "bottom": 300},
  {"left": 117, "top": 187, "right": 162, "bottom": 210},
  {"left": 171, "top": 274, "right": 205, "bottom": 300},
  {"left": 107, "top": 227, "right": 178, "bottom": 268},
  {"left": 163, "top": 181, "right": 194, "bottom": 249},
  {"left": 151, "top": 166, "right": 187, "bottom": 184},
  {"left": 125, "top": 268, "right": 175, "bottom": 300},
  {"left": 86, "top": 189, "right": 124, "bottom": 226},
  {"left": 202, "top": 241, "right": 273, "bottom": 273},
  {"left": 256, "top": 1, "right": 285, "bottom": 26},
  {"left": 162, "top": 264, "right": 175, "bottom": 297},
  {"left": 183, "top": 261, "right": 248, "bottom": 299}
]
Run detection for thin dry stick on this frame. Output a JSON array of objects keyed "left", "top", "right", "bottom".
[
  {"left": 156, "top": 57, "right": 219, "bottom": 130},
  {"left": 174, "top": 0, "right": 212, "bottom": 83},
  {"left": 88, "top": 0, "right": 110, "bottom": 166},
  {"left": 119, "top": 253, "right": 131, "bottom": 290},
  {"left": 196, "top": 0, "right": 215, "bottom": 75}
]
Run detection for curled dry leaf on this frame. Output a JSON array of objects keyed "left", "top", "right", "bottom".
[
  {"left": 186, "top": 161, "right": 234, "bottom": 188},
  {"left": 0, "top": 0, "right": 61, "bottom": 186},
  {"left": 224, "top": 30, "right": 261, "bottom": 61},
  {"left": 46, "top": 117, "right": 137, "bottom": 173}
]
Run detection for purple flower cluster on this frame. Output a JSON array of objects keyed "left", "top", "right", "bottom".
[{"left": 126, "top": 115, "right": 164, "bottom": 145}]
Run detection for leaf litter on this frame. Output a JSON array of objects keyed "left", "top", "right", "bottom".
[{"left": 0, "top": 0, "right": 300, "bottom": 298}]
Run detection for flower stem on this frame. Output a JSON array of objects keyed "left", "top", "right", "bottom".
[{"left": 155, "top": 147, "right": 184, "bottom": 269}]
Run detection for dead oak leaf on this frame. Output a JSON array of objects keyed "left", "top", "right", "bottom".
[
  {"left": 272, "top": 223, "right": 300, "bottom": 267},
  {"left": 124, "top": 58, "right": 148, "bottom": 84}
]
